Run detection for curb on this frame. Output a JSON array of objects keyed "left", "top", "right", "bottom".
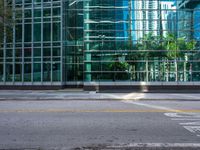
[{"left": 0, "top": 98, "right": 200, "bottom": 101}]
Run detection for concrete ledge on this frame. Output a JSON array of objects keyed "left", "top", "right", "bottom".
[
  {"left": 84, "top": 85, "right": 200, "bottom": 93},
  {"left": 63, "top": 85, "right": 83, "bottom": 88},
  {"left": 1, "top": 83, "right": 200, "bottom": 93},
  {"left": 0, "top": 85, "right": 64, "bottom": 90}
]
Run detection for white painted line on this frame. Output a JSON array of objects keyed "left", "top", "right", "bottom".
[
  {"left": 180, "top": 121, "right": 200, "bottom": 125},
  {"left": 122, "top": 93, "right": 145, "bottom": 100},
  {"left": 165, "top": 113, "right": 200, "bottom": 118},
  {"left": 183, "top": 126, "right": 200, "bottom": 133},
  {"left": 122, "top": 101, "right": 179, "bottom": 112},
  {"left": 107, "top": 143, "right": 200, "bottom": 148},
  {"left": 172, "top": 118, "right": 200, "bottom": 121},
  {"left": 121, "top": 102, "right": 200, "bottom": 137}
]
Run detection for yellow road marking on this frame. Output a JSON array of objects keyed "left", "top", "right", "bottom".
[{"left": 0, "top": 109, "right": 200, "bottom": 113}]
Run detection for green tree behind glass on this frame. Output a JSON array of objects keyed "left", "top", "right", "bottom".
[{"left": 0, "top": 0, "right": 13, "bottom": 47}]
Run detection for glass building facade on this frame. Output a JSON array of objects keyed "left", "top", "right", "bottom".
[
  {"left": 1, "top": 0, "right": 63, "bottom": 86},
  {"left": 1, "top": 0, "right": 200, "bottom": 90}
]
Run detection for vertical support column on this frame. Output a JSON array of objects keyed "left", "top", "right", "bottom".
[
  {"left": 166, "top": 59, "right": 169, "bottom": 82},
  {"left": 3, "top": 0, "right": 6, "bottom": 84},
  {"left": 30, "top": 0, "right": 34, "bottom": 84},
  {"left": 12, "top": 0, "right": 16, "bottom": 84},
  {"left": 50, "top": 0, "right": 53, "bottom": 84},
  {"left": 146, "top": 60, "right": 148, "bottom": 82},
  {"left": 175, "top": 37, "right": 178, "bottom": 82},
  {"left": 41, "top": 0, "right": 43, "bottom": 84},
  {"left": 175, "top": 59, "right": 178, "bottom": 82},
  {"left": 60, "top": 0, "right": 63, "bottom": 85},
  {"left": 22, "top": 0, "right": 24, "bottom": 84},
  {"left": 184, "top": 57, "right": 187, "bottom": 81},
  {"left": 84, "top": 1, "right": 91, "bottom": 82}
]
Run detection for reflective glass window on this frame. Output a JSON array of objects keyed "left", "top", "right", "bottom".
[
  {"left": 15, "top": 64, "right": 22, "bottom": 82},
  {"left": 6, "top": 64, "right": 13, "bottom": 81},
  {"left": 53, "top": 8, "right": 60, "bottom": 16},
  {"left": 24, "top": 9, "right": 32, "bottom": 18},
  {"left": 43, "top": 23, "right": 51, "bottom": 41},
  {"left": 33, "top": 63, "right": 41, "bottom": 81},
  {"left": 43, "top": 8, "right": 51, "bottom": 17},
  {"left": 43, "top": 63, "right": 51, "bottom": 81},
  {"left": 24, "top": 63, "right": 32, "bottom": 82},
  {"left": 34, "top": 23, "right": 41, "bottom": 42},
  {"left": 52, "top": 63, "right": 60, "bottom": 81},
  {"left": 0, "top": 64, "right": 3, "bottom": 82},
  {"left": 34, "top": 9, "right": 41, "bottom": 17},
  {"left": 53, "top": 23, "right": 61, "bottom": 41},
  {"left": 15, "top": 25, "right": 22, "bottom": 42},
  {"left": 24, "top": 24, "right": 32, "bottom": 42}
]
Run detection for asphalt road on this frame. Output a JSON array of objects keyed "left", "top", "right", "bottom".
[{"left": 0, "top": 100, "right": 200, "bottom": 149}]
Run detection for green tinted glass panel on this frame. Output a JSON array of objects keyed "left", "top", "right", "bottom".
[
  {"left": 24, "top": 24, "right": 32, "bottom": 42},
  {"left": 0, "top": 64, "right": 3, "bottom": 82},
  {"left": 15, "top": 64, "right": 22, "bottom": 82},
  {"left": 52, "top": 63, "right": 61, "bottom": 81},
  {"left": 43, "top": 63, "right": 51, "bottom": 81},
  {"left": 43, "top": 23, "right": 51, "bottom": 41},
  {"left": 53, "top": 48, "right": 60, "bottom": 56},
  {"left": 33, "top": 63, "right": 41, "bottom": 82},
  {"left": 43, "top": 8, "right": 51, "bottom": 17},
  {"left": 6, "top": 64, "right": 13, "bottom": 81},
  {"left": 24, "top": 9, "right": 32, "bottom": 18},
  {"left": 53, "top": 8, "right": 60, "bottom": 16},
  {"left": 34, "top": 9, "right": 41, "bottom": 17},
  {"left": 24, "top": 63, "right": 31, "bottom": 81},
  {"left": 16, "top": 25, "right": 22, "bottom": 42},
  {"left": 53, "top": 23, "right": 61, "bottom": 41},
  {"left": 34, "top": 48, "right": 41, "bottom": 57},
  {"left": 34, "top": 23, "right": 41, "bottom": 42}
]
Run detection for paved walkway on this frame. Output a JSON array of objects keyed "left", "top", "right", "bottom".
[{"left": 0, "top": 90, "right": 200, "bottom": 101}]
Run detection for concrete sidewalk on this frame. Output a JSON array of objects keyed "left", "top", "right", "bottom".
[{"left": 0, "top": 90, "right": 200, "bottom": 101}]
